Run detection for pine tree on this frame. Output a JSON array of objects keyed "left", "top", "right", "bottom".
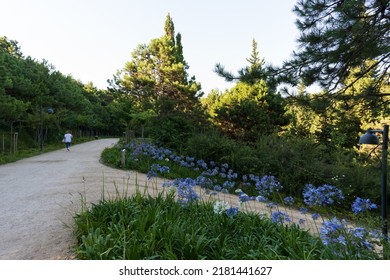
[
  {"left": 113, "top": 13, "right": 205, "bottom": 131},
  {"left": 282, "top": 0, "right": 390, "bottom": 96},
  {"left": 212, "top": 40, "right": 289, "bottom": 140}
]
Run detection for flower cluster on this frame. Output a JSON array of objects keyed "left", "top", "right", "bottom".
[
  {"left": 213, "top": 201, "right": 239, "bottom": 218},
  {"left": 165, "top": 178, "right": 200, "bottom": 206},
  {"left": 284, "top": 196, "right": 294, "bottom": 206},
  {"left": 126, "top": 140, "right": 383, "bottom": 257},
  {"left": 271, "top": 211, "right": 291, "bottom": 225},
  {"left": 255, "top": 175, "right": 283, "bottom": 198},
  {"left": 147, "top": 163, "right": 170, "bottom": 179},
  {"left": 320, "top": 217, "right": 378, "bottom": 256},
  {"left": 351, "top": 197, "right": 378, "bottom": 214},
  {"left": 303, "top": 184, "right": 344, "bottom": 207},
  {"left": 130, "top": 141, "right": 286, "bottom": 201}
]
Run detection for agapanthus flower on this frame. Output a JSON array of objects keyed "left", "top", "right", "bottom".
[
  {"left": 320, "top": 217, "right": 347, "bottom": 246},
  {"left": 213, "top": 201, "right": 230, "bottom": 214},
  {"left": 226, "top": 207, "right": 239, "bottom": 217},
  {"left": 171, "top": 178, "right": 199, "bottom": 206},
  {"left": 238, "top": 192, "right": 251, "bottom": 203},
  {"left": 284, "top": 196, "right": 294, "bottom": 206},
  {"left": 195, "top": 176, "right": 213, "bottom": 189},
  {"left": 303, "top": 184, "right": 344, "bottom": 207},
  {"left": 300, "top": 207, "right": 309, "bottom": 214},
  {"left": 256, "top": 195, "right": 268, "bottom": 202},
  {"left": 147, "top": 163, "right": 170, "bottom": 179},
  {"left": 320, "top": 218, "right": 376, "bottom": 253},
  {"left": 266, "top": 202, "right": 277, "bottom": 209},
  {"left": 271, "top": 211, "right": 291, "bottom": 224},
  {"left": 255, "top": 175, "right": 283, "bottom": 197},
  {"left": 351, "top": 197, "right": 378, "bottom": 214},
  {"left": 312, "top": 213, "right": 321, "bottom": 220}
]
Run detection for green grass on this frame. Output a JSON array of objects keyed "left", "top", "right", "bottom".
[
  {"left": 73, "top": 191, "right": 380, "bottom": 260},
  {"left": 0, "top": 137, "right": 98, "bottom": 165}
]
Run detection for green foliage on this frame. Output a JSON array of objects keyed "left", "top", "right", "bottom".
[
  {"left": 148, "top": 114, "right": 195, "bottom": 151},
  {"left": 112, "top": 14, "right": 204, "bottom": 121},
  {"left": 211, "top": 39, "right": 289, "bottom": 142},
  {"left": 282, "top": 0, "right": 390, "bottom": 94},
  {"left": 0, "top": 36, "right": 117, "bottom": 153},
  {"left": 212, "top": 82, "right": 288, "bottom": 141},
  {"left": 100, "top": 147, "right": 122, "bottom": 168},
  {"left": 74, "top": 193, "right": 370, "bottom": 260}
]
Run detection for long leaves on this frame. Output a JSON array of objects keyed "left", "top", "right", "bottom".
[{"left": 73, "top": 192, "right": 378, "bottom": 260}]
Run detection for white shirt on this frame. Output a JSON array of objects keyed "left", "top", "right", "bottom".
[{"left": 64, "top": 133, "right": 72, "bottom": 143}]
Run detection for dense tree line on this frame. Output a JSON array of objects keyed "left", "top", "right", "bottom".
[
  {"left": 0, "top": 36, "right": 120, "bottom": 151},
  {"left": 1, "top": 1, "right": 389, "bottom": 157},
  {"left": 1, "top": 2, "right": 389, "bottom": 206}
]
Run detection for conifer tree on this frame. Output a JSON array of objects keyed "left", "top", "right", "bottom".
[
  {"left": 212, "top": 40, "right": 289, "bottom": 140},
  {"left": 282, "top": 0, "right": 389, "bottom": 97}
]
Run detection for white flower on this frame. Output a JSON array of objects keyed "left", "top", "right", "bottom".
[{"left": 213, "top": 200, "right": 230, "bottom": 214}]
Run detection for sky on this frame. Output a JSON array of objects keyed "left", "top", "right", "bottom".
[{"left": 1, "top": 0, "right": 300, "bottom": 94}]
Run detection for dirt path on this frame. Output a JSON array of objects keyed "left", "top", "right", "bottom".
[
  {"left": 0, "top": 139, "right": 166, "bottom": 260},
  {"left": 0, "top": 138, "right": 321, "bottom": 260}
]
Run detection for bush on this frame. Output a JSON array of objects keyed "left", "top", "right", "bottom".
[{"left": 148, "top": 114, "right": 195, "bottom": 151}]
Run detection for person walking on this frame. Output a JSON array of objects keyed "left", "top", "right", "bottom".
[{"left": 64, "top": 130, "right": 73, "bottom": 151}]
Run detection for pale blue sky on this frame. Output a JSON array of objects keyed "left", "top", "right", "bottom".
[{"left": 1, "top": 0, "right": 299, "bottom": 93}]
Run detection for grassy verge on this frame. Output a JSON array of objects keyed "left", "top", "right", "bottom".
[
  {"left": 0, "top": 137, "right": 98, "bottom": 165},
  {"left": 94, "top": 140, "right": 390, "bottom": 259},
  {"left": 73, "top": 190, "right": 382, "bottom": 260}
]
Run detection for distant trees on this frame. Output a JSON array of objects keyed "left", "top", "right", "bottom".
[{"left": 0, "top": 36, "right": 114, "bottom": 151}]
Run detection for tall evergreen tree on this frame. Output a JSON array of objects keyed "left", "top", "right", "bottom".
[
  {"left": 114, "top": 14, "right": 202, "bottom": 117},
  {"left": 282, "top": 0, "right": 389, "bottom": 97},
  {"left": 215, "top": 38, "right": 269, "bottom": 86},
  {"left": 212, "top": 40, "right": 289, "bottom": 140},
  {"left": 111, "top": 14, "right": 206, "bottom": 146}
]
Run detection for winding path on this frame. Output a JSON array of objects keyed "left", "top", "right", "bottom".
[
  {"left": 0, "top": 138, "right": 164, "bottom": 260},
  {"left": 0, "top": 138, "right": 321, "bottom": 260}
]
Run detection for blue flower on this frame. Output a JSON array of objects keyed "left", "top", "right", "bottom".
[
  {"left": 312, "top": 213, "right": 321, "bottom": 220},
  {"left": 226, "top": 207, "right": 239, "bottom": 217},
  {"left": 320, "top": 218, "right": 376, "bottom": 254},
  {"left": 256, "top": 195, "right": 268, "bottom": 202},
  {"left": 266, "top": 202, "right": 277, "bottom": 209},
  {"left": 222, "top": 180, "right": 235, "bottom": 189},
  {"left": 255, "top": 175, "right": 283, "bottom": 198},
  {"left": 300, "top": 207, "right": 309, "bottom": 214},
  {"left": 170, "top": 178, "right": 199, "bottom": 206},
  {"left": 238, "top": 192, "right": 251, "bottom": 203},
  {"left": 196, "top": 176, "right": 213, "bottom": 189},
  {"left": 303, "top": 184, "right": 344, "bottom": 207},
  {"left": 320, "top": 217, "right": 347, "bottom": 246},
  {"left": 271, "top": 211, "right": 291, "bottom": 224},
  {"left": 147, "top": 163, "right": 170, "bottom": 179},
  {"left": 284, "top": 196, "right": 294, "bottom": 206},
  {"left": 351, "top": 197, "right": 378, "bottom": 214}
]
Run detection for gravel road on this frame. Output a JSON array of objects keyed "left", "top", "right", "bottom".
[
  {"left": 0, "top": 138, "right": 163, "bottom": 260},
  {"left": 0, "top": 138, "right": 321, "bottom": 260}
]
